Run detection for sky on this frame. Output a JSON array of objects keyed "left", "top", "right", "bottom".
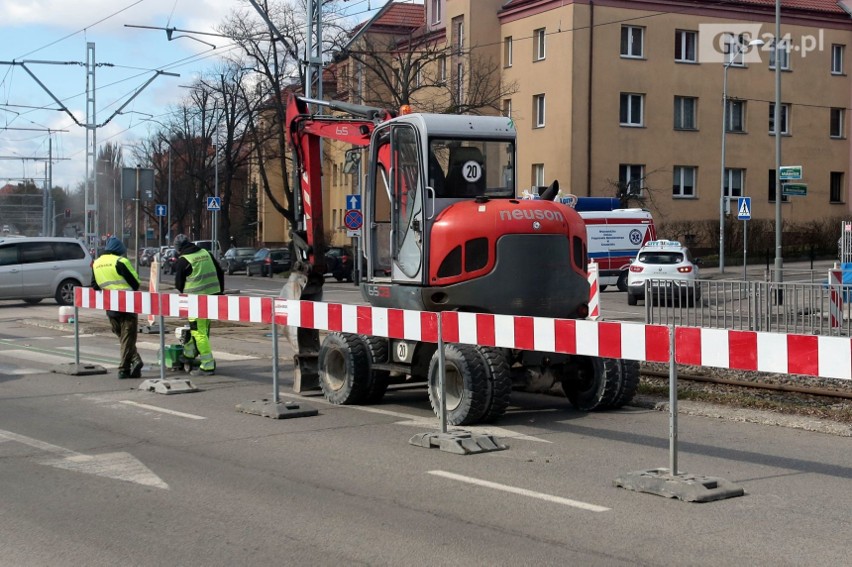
[{"left": 0, "top": 0, "right": 407, "bottom": 191}]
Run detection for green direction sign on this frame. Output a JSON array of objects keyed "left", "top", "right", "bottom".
[
  {"left": 782, "top": 183, "right": 807, "bottom": 196},
  {"left": 779, "top": 165, "right": 803, "bottom": 181}
]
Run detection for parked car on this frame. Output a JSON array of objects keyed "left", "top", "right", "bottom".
[
  {"left": 0, "top": 236, "right": 93, "bottom": 306},
  {"left": 139, "top": 247, "right": 157, "bottom": 267},
  {"left": 220, "top": 247, "right": 258, "bottom": 275},
  {"left": 246, "top": 248, "right": 291, "bottom": 277},
  {"left": 324, "top": 245, "right": 354, "bottom": 282},
  {"left": 627, "top": 240, "right": 699, "bottom": 307}
]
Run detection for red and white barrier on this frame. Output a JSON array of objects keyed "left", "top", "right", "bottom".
[
  {"left": 75, "top": 288, "right": 852, "bottom": 381},
  {"left": 587, "top": 261, "right": 600, "bottom": 320},
  {"left": 829, "top": 268, "right": 843, "bottom": 329}
]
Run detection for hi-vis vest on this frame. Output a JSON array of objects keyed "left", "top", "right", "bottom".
[
  {"left": 93, "top": 255, "right": 134, "bottom": 290},
  {"left": 182, "top": 249, "right": 221, "bottom": 295}
]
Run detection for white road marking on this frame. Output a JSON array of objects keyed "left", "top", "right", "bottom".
[
  {"left": 275, "top": 392, "right": 551, "bottom": 443},
  {"left": 0, "top": 428, "right": 169, "bottom": 489},
  {"left": 119, "top": 400, "right": 206, "bottom": 420},
  {"left": 428, "top": 470, "right": 609, "bottom": 512}
]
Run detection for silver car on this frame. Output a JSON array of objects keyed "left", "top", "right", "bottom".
[{"left": 0, "top": 236, "right": 93, "bottom": 306}]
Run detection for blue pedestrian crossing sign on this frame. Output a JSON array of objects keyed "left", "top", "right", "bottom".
[
  {"left": 155, "top": 204, "right": 167, "bottom": 217},
  {"left": 737, "top": 197, "right": 751, "bottom": 221},
  {"left": 207, "top": 196, "right": 221, "bottom": 211},
  {"left": 346, "top": 194, "right": 361, "bottom": 211}
]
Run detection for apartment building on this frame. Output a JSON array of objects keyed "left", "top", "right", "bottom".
[
  {"left": 263, "top": 0, "right": 852, "bottom": 248},
  {"left": 496, "top": 0, "right": 852, "bottom": 238}
]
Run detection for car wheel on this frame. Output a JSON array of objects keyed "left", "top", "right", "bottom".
[
  {"left": 55, "top": 279, "right": 79, "bottom": 306},
  {"left": 616, "top": 272, "right": 629, "bottom": 292},
  {"left": 627, "top": 293, "right": 637, "bottom": 306},
  {"left": 23, "top": 298, "right": 43, "bottom": 305},
  {"left": 247, "top": 266, "right": 253, "bottom": 277},
  {"left": 227, "top": 263, "right": 234, "bottom": 275}
]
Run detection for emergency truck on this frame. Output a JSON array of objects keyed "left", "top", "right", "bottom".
[{"left": 578, "top": 209, "right": 656, "bottom": 291}]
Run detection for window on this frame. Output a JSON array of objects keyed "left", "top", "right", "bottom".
[
  {"left": 504, "top": 36, "right": 513, "bottom": 67},
  {"left": 454, "top": 17, "right": 464, "bottom": 54},
  {"left": 767, "top": 169, "right": 789, "bottom": 203},
  {"left": 502, "top": 99, "right": 512, "bottom": 119},
  {"left": 769, "top": 103, "right": 790, "bottom": 135},
  {"left": 769, "top": 39, "right": 791, "bottom": 70},
  {"left": 415, "top": 63, "right": 422, "bottom": 87},
  {"left": 726, "top": 99, "right": 745, "bottom": 132},
  {"left": 724, "top": 168, "right": 744, "bottom": 199},
  {"left": 724, "top": 33, "right": 746, "bottom": 67},
  {"left": 455, "top": 63, "right": 464, "bottom": 101},
  {"left": 621, "top": 26, "right": 644, "bottom": 58},
  {"left": 673, "top": 166, "right": 697, "bottom": 198},
  {"left": 675, "top": 30, "right": 697, "bottom": 63},
  {"left": 832, "top": 44, "right": 845, "bottom": 75},
  {"left": 438, "top": 54, "right": 447, "bottom": 84},
  {"left": 534, "top": 28, "right": 546, "bottom": 61},
  {"left": 831, "top": 172, "right": 845, "bottom": 203},
  {"left": 533, "top": 94, "right": 545, "bottom": 128},
  {"left": 620, "top": 93, "right": 644, "bottom": 126},
  {"left": 619, "top": 164, "right": 645, "bottom": 197},
  {"left": 831, "top": 107, "right": 845, "bottom": 138},
  {"left": 674, "top": 96, "right": 697, "bottom": 130},
  {"left": 431, "top": 0, "right": 441, "bottom": 24},
  {"left": 532, "top": 164, "right": 545, "bottom": 188}
]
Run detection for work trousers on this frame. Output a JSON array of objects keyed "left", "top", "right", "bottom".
[
  {"left": 189, "top": 317, "right": 215, "bottom": 371},
  {"left": 109, "top": 313, "right": 140, "bottom": 373}
]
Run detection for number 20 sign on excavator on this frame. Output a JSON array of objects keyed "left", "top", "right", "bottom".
[{"left": 283, "top": 94, "right": 639, "bottom": 425}]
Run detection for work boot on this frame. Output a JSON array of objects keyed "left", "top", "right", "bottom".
[
  {"left": 190, "top": 368, "right": 215, "bottom": 377},
  {"left": 117, "top": 370, "right": 131, "bottom": 379},
  {"left": 130, "top": 356, "right": 144, "bottom": 378}
]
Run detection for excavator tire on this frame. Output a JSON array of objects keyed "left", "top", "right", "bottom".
[
  {"left": 561, "top": 356, "right": 622, "bottom": 411},
  {"left": 608, "top": 359, "right": 640, "bottom": 409},
  {"left": 360, "top": 335, "right": 390, "bottom": 403},
  {"left": 318, "top": 332, "right": 371, "bottom": 405},
  {"left": 427, "top": 344, "right": 489, "bottom": 426},
  {"left": 477, "top": 347, "right": 512, "bottom": 423}
]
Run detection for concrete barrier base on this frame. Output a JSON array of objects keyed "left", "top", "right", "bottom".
[
  {"left": 51, "top": 363, "right": 107, "bottom": 376},
  {"left": 614, "top": 468, "right": 744, "bottom": 502},
  {"left": 236, "top": 399, "right": 318, "bottom": 419},
  {"left": 409, "top": 431, "right": 507, "bottom": 455}
]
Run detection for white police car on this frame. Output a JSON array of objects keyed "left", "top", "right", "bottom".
[{"left": 626, "top": 240, "right": 699, "bottom": 306}]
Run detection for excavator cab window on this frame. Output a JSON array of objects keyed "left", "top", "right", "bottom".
[{"left": 429, "top": 139, "right": 515, "bottom": 199}]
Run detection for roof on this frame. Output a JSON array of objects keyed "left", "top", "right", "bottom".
[
  {"left": 346, "top": 2, "right": 425, "bottom": 48},
  {"left": 502, "top": 0, "right": 848, "bottom": 16}
]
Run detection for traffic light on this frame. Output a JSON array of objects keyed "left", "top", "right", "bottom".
[{"left": 64, "top": 208, "right": 71, "bottom": 219}]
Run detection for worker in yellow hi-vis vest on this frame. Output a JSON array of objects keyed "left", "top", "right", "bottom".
[
  {"left": 172, "top": 234, "right": 224, "bottom": 376},
  {"left": 92, "top": 236, "right": 143, "bottom": 379}
]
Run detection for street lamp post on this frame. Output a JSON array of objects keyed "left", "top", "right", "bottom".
[{"left": 719, "top": 37, "right": 764, "bottom": 273}]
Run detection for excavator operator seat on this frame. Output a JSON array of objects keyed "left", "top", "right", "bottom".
[{"left": 445, "top": 146, "right": 485, "bottom": 198}]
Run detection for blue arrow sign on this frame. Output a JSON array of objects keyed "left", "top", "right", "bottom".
[
  {"left": 346, "top": 194, "right": 361, "bottom": 211},
  {"left": 155, "top": 204, "right": 167, "bottom": 217},
  {"left": 206, "top": 196, "right": 221, "bottom": 211},
  {"left": 737, "top": 197, "right": 751, "bottom": 221}
]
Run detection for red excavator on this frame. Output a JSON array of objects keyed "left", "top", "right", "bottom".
[{"left": 283, "top": 94, "right": 638, "bottom": 425}]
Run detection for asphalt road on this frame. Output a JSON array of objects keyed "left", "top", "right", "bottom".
[{"left": 1, "top": 299, "right": 851, "bottom": 566}]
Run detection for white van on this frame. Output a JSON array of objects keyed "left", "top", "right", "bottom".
[
  {"left": 0, "top": 237, "right": 93, "bottom": 305},
  {"left": 579, "top": 209, "right": 656, "bottom": 291}
]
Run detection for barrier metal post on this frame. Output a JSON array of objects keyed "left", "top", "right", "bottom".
[
  {"left": 614, "top": 322, "right": 744, "bottom": 502},
  {"left": 438, "top": 311, "right": 447, "bottom": 435},
  {"left": 669, "top": 323, "right": 678, "bottom": 476},
  {"left": 409, "top": 310, "right": 505, "bottom": 454},
  {"left": 235, "top": 298, "right": 317, "bottom": 419},
  {"left": 74, "top": 305, "right": 80, "bottom": 365}
]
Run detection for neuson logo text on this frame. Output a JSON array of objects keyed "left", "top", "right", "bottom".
[{"left": 499, "top": 209, "right": 564, "bottom": 222}]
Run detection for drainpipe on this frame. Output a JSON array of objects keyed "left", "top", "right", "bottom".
[{"left": 585, "top": 0, "right": 595, "bottom": 197}]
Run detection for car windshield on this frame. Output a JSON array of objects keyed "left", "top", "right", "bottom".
[{"left": 638, "top": 252, "right": 684, "bottom": 265}]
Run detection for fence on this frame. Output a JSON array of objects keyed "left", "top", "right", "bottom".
[
  {"left": 644, "top": 278, "right": 852, "bottom": 336},
  {"left": 74, "top": 287, "right": 852, "bottom": 381}
]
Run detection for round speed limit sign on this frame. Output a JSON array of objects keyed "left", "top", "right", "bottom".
[{"left": 462, "top": 160, "right": 482, "bottom": 183}]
